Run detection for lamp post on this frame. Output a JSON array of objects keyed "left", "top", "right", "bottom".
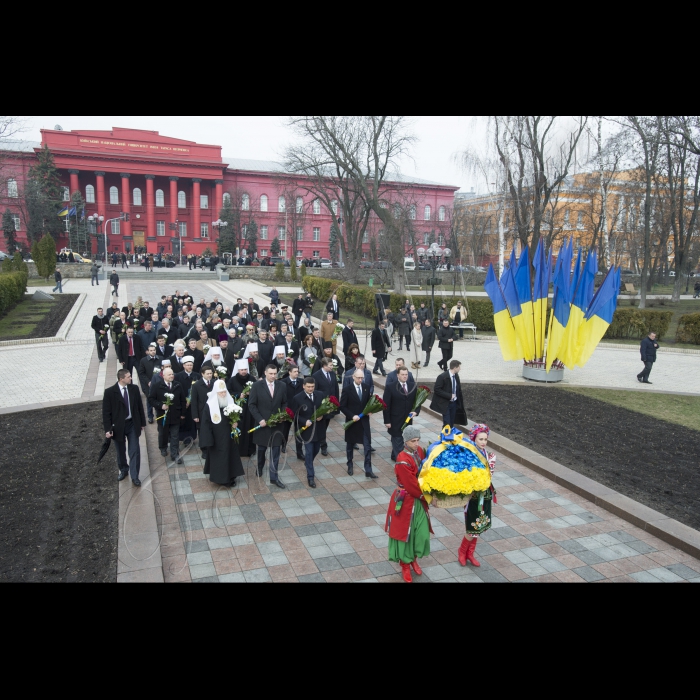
[
  {"left": 417, "top": 242, "right": 452, "bottom": 322},
  {"left": 169, "top": 221, "right": 182, "bottom": 263},
  {"left": 88, "top": 214, "right": 105, "bottom": 263},
  {"left": 212, "top": 219, "right": 228, "bottom": 255}
]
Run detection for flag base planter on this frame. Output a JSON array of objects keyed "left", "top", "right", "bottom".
[{"left": 522, "top": 364, "right": 565, "bottom": 383}]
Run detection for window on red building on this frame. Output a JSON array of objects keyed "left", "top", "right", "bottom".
[
  {"left": 133, "top": 188, "right": 142, "bottom": 206},
  {"left": 157, "top": 221, "right": 166, "bottom": 236},
  {"left": 279, "top": 196, "right": 286, "bottom": 213},
  {"left": 242, "top": 194, "right": 250, "bottom": 211},
  {"left": 178, "top": 191, "right": 186, "bottom": 209},
  {"left": 424, "top": 205, "right": 431, "bottom": 221},
  {"left": 111, "top": 220, "right": 121, "bottom": 235},
  {"left": 201, "top": 223, "right": 209, "bottom": 238},
  {"left": 201, "top": 195, "right": 209, "bottom": 209},
  {"left": 260, "top": 195, "right": 268, "bottom": 212},
  {"left": 296, "top": 197, "right": 303, "bottom": 213},
  {"left": 313, "top": 199, "right": 321, "bottom": 215},
  {"left": 331, "top": 200, "right": 338, "bottom": 215},
  {"left": 313, "top": 228, "right": 320, "bottom": 242},
  {"left": 110, "top": 187, "right": 119, "bottom": 205},
  {"left": 223, "top": 192, "right": 231, "bottom": 206},
  {"left": 409, "top": 205, "right": 416, "bottom": 220},
  {"left": 261, "top": 226, "right": 268, "bottom": 240},
  {"left": 178, "top": 222, "right": 187, "bottom": 237},
  {"left": 156, "top": 189, "right": 165, "bottom": 207},
  {"left": 439, "top": 206, "right": 446, "bottom": 222},
  {"left": 86, "top": 185, "right": 95, "bottom": 203},
  {"left": 313, "top": 250, "right": 320, "bottom": 258},
  {"left": 297, "top": 227, "right": 303, "bottom": 241},
  {"left": 7, "top": 179, "right": 18, "bottom": 198},
  {"left": 11, "top": 214, "right": 20, "bottom": 230},
  {"left": 62, "top": 187, "right": 70, "bottom": 202},
  {"left": 278, "top": 226, "right": 286, "bottom": 241}
]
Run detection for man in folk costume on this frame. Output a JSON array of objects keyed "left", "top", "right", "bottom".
[
  {"left": 149, "top": 367, "right": 187, "bottom": 464},
  {"left": 248, "top": 364, "right": 288, "bottom": 489},
  {"left": 228, "top": 359, "right": 256, "bottom": 458},
  {"left": 175, "top": 356, "right": 201, "bottom": 446},
  {"left": 243, "top": 342, "right": 264, "bottom": 381},
  {"left": 385, "top": 426, "right": 432, "bottom": 584},
  {"left": 137, "top": 343, "right": 160, "bottom": 424},
  {"left": 282, "top": 365, "right": 305, "bottom": 460},
  {"left": 191, "top": 365, "right": 215, "bottom": 457},
  {"left": 290, "top": 376, "right": 327, "bottom": 489},
  {"left": 198, "top": 380, "right": 245, "bottom": 488},
  {"left": 339, "top": 369, "right": 377, "bottom": 479}
]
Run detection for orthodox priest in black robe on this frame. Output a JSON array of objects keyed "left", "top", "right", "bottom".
[
  {"left": 227, "top": 359, "right": 256, "bottom": 458},
  {"left": 198, "top": 380, "right": 245, "bottom": 487}
]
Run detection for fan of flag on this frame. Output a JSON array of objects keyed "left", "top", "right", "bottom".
[{"left": 484, "top": 239, "right": 621, "bottom": 372}]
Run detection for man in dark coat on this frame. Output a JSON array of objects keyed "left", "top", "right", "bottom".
[
  {"left": 371, "top": 321, "right": 390, "bottom": 376},
  {"left": 386, "top": 358, "right": 415, "bottom": 387},
  {"left": 137, "top": 319, "right": 157, "bottom": 349},
  {"left": 109, "top": 270, "right": 120, "bottom": 297},
  {"left": 190, "top": 365, "right": 214, "bottom": 454},
  {"left": 103, "top": 369, "right": 147, "bottom": 486},
  {"left": 185, "top": 338, "right": 205, "bottom": 373},
  {"left": 430, "top": 360, "right": 466, "bottom": 429},
  {"left": 313, "top": 358, "right": 340, "bottom": 457},
  {"left": 396, "top": 308, "right": 411, "bottom": 351},
  {"left": 117, "top": 327, "right": 143, "bottom": 375},
  {"left": 282, "top": 365, "right": 305, "bottom": 460},
  {"left": 421, "top": 319, "right": 436, "bottom": 367},
  {"left": 154, "top": 336, "right": 171, "bottom": 362},
  {"left": 198, "top": 380, "right": 245, "bottom": 487},
  {"left": 91, "top": 307, "right": 110, "bottom": 363},
  {"left": 292, "top": 294, "right": 306, "bottom": 326},
  {"left": 257, "top": 329, "right": 274, "bottom": 366},
  {"left": 149, "top": 367, "right": 187, "bottom": 464},
  {"left": 437, "top": 318, "right": 455, "bottom": 371},
  {"left": 382, "top": 367, "right": 419, "bottom": 461},
  {"left": 248, "top": 364, "right": 288, "bottom": 489},
  {"left": 416, "top": 303, "right": 431, "bottom": 326},
  {"left": 326, "top": 294, "right": 340, "bottom": 320},
  {"left": 290, "top": 376, "right": 327, "bottom": 488},
  {"left": 137, "top": 343, "right": 161, "bottom": 424},
  {"left": 341, "top": 319, "right": 358, "bottom": 351},
  {"left": 340, "top": 369, "right": 377, "bottom": 478},
  {"left": 637, "top": 331, "right": 659, "bottom": 384},
  {"left": 283, "top": 331, "right": 300, "bottom": 362},
  {"left": 175, "top": 357, "right": 201, "bottom": 446}
]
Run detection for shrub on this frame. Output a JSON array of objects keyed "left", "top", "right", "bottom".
[
  {"left": 605, "top": 309, "right": 673, "bottom": 341},
  {"left": 274, "top": 263, "right": 285, "bottom": 282},
  {"left": 300, "top": 264, "right": 307, "bottom": 279},
  {"left": 290, "top": 257, "right": 298, "bottom": 282},
  {"left": 676, "top": 313, "right": 700, "bottom": 345},
  {"left": 34, "top": 234, "right": 56, "bottom": 280},
  {"left": 12, "top": 253, "right": 28, "bottom": 276},
  {"left": 0, "top": 270, "right": 28, "bottom": 316}
]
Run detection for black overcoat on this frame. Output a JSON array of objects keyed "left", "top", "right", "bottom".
[
  {"left": 199, "top": 403, "right": 244, "bottom": 486},
  {"left": 290, "top": 390, "right": 328, "bottom": 445},
  {"left": 339, "top": 382, "right": 372, "bottom": 445}
]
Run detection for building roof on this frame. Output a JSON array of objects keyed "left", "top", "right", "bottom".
[{"left": 0, "top": 139, "right": 41, "bottom": 153}]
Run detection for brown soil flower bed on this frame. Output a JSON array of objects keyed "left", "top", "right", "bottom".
[
  {"left": 0, "top": 403, "right": 118, "bottom": 582},
  {"left": 0, "top": 293, "right": 79, "bottom": 342},
  {"left": 419, "top": 382, "right": 700, "bottom": 531}
]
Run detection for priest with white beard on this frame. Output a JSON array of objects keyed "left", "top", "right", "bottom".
[{"left": 198, "top": 380, "right": 245, "bottom": 487}]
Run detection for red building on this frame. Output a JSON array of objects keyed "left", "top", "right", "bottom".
[{"left": 0, "top": 127, "right": 459, "bottom": 261}]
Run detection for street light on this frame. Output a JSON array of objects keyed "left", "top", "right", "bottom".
[
  {"left": 212, "top": 219, "right": 228, "bottom": 264},
  {"left": 88, "top": 214, "right": 105, "bottom": 263},
  {"left": 417, "top": 243, "right": 452, "bottom": 322}
]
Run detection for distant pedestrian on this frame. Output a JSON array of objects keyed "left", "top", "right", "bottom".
[
  {"left": 110, "top": 271, "right": 120, "bottom": 297},
  {"left": 52, "top": 268, "right": 63, "bottom": 294},
  {"left": 90, "top": 262, "right": 99, "bottom": 286},
  {"left": 149, "top": 254, "right": 154, "bottom": 272},
  {"left": 437, "top": 318, "right": 455, "bottom": 371},
  {"left": 694, "top": 281, "right": 700, "bottom": 299},
  {"left": 144, "top": 255, "right": 150, "bottom": 272},
  {"left": 103, "top": 369, "right": 147, "bottom": 487},
  {"left": 637, "top": 331, "right": 659, "bottom": 385},
  {"left": 112, "top": 252, "right": 119, "bottom": 270}
]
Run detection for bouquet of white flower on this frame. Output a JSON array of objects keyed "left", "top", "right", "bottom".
[
  {"left": 203, "top": 344, "right": 211, "bottom": 353},
  {"left": 215, "top": 366, "right": 228, "bottom": 379},
  {"left": 331, "top": 323, "right": 345, "bottom": 341},
  {"left": 223, "top": 403, "right": 243, "bottom": 441},
  {"left": 157, "top": 393, "right": 175, "bottom": 424}
]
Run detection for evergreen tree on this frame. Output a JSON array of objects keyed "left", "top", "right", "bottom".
[
  {"left": 2, "top": 208, "right": 17, "bottom": 255},
  {"left": 246, "top": 220, "right": 258, "bottom": 258},
  {"left": 25, "top": 145, "right": 64, "bottom": 242},
  {"left": 290, "top": 256, "right": 298, "bottom": 282},
  {"left": 217, "top": 199, "right": 239, "bottom": 256},
  {"left": 36, "top": 234, "right": 57, "bottom": 280},
  {"left": 329, "top": 223, "right": 340, "bottom": 262},
  {"left": 270, "top": 236, "right": 281, "bottom": 257}
]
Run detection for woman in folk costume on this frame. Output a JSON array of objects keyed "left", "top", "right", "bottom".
[
  {"left": 385, "top": 426, "right": 433, "bottom": 584},
  {"left": 198, "top": 380, "right": 245, "bottom": 488},
  {"left": 458, "top": 423, "right": 497, "bottom": 568},
  {"left": 228, "top": 359, "right": 256, "bottom": 458}
]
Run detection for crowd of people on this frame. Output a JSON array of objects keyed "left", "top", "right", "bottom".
[{"left": 98, "top": 285, "right": 486, "bottom": 583}]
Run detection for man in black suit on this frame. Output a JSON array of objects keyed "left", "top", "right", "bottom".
[
  {"left": 430, "top": 360, "right": 466, "bottom": 429},
  {"left": 247, "top": 297, "right": 260, "bottom": 318},
  {"left": 385, "top": 358, "right": 415, "bottom": 388},
  {"left": 283, "top": 331, "right": 300, "bottom": 362},
  {"left": 248, "top": 364, "right": 288, "bottom": 489},
  {"left": 257, "top": 329, "right": 274, "bottom": 366},
  {"left": 371, "top": 320, "right": 390, "bottom": 376},
  {"left": 383, "top": 367, "right": 419, "bottom": 461},
  {"left": 159, "top": 318, "right": 178, "bottom": 346},
  {"left": 326, "top": 293, "right": 340, "bottom": 320},
  {"left": 341, "top": 319, "right": 358, "bottom": 352},
  {"left": 137, "top": 343, "right": 161, "bottom": 424},
  {"left": 103, "top": 369, "right": 147, "bottom": 486},
  {"left": 154, "top": 335, "right": 171, "bottom": 363},
  {"left": 282, "top": 365, "right": 305, "bottom": 460},
  {"left": 91, "top": 307, "right": 110, "bottom": 363},
  {"left": 186, "top": 338, "right": 205, "bottom": 373},
  {"left": 292, "top": 294, "right": 306, "bottom": 326},
  {"left": 340, "top": 369, "right": 377, "bottom": 478},
  {"left": 290, "top": 376, "right": 327, "bottom": 488},
  {"left": 190, "top": 365, "right": 215, "bottom": 455},
  {"left": 149, "top": 367, "right": 187, "bottom": 464},
  {"left": 175, "top": 356, "right": 201, "bottom": 444},
  {"left": 117, "top": 327, "right": 143, "bottom": 375},
  {"left": 313, "top": 357, "right": 340, "bottom": 457}
]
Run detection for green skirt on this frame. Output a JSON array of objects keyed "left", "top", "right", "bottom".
[
  {"left": 465, "top": 489, "right": 492, "bottom": 536},
  {"left": 388, "top": 503, "right": 431, "bottom": 564}
]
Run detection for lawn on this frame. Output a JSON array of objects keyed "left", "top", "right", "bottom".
[
  {"left": 0, "top": 294, "right": 78, "bottom": 341},
  {"left": 558, "top": 386, "right": 700, "bottom": 432}
]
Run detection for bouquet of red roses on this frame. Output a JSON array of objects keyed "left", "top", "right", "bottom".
[
  {"left": 401, "top": 385, "right": 432, "bottom": 432},
  {"left": 342, "top": 394, "right": 387, "bottom": 430},
  {"left": 248, "top": 407, "right": 293, "bottom": 433},
  {"left": 295, "top": 395, "right": 340, "bottom": 438}
]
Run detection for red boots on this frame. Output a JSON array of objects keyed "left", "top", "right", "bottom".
[
  {"left": 400, "top": 563, "right": 413, "bottom": 583},
  {"left": 458, "top": 537, "right": 481, "bottom": 567},
  {"left": 411, "top": 560, "right": 423, "bottom": 576}
]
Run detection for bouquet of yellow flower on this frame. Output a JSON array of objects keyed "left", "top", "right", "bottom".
[{"left": 419, "top": 426, "right": 491, "bottom": 508}]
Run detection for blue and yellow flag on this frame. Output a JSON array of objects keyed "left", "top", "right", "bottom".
[
  {"left": 514, "top": 246, "right": 535, "bottom": 361},
  {"left": 58, "top": 205, "right": 69, "bottom": 217},
  {"left": 484, "top": 265, "right": 520, "bottom": 361},
  {"left": 545, "top": 245, "right": 573, "bottom": 372},
  {"left": 561, "top": 248, "right": 598, "bottom": 368},
  {"left": 532, "top": 239, "right": 549, "bottom": 360},
  {"left": 501, "top": 257, "right": 525, "bottom": 359},
  {"left": 576, "top": 267, "right": 620, "bottom": 367}
]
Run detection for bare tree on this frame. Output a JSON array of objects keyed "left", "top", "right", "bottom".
[{"left": 285, "top": 116, "right": 416, "bottom": 293}]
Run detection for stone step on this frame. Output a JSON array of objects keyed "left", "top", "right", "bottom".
[{"left": 108, "top": 272, "right": 219, "bottom": 280}]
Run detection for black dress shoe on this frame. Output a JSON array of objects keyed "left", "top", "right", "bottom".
[
  {"left": 297, "top": 454, "right": 305, "bottom": 461},
  {"left": 370, "top": 447, "right": 376, "bottom": 453},
  {"left": 354, "top": 444, "right": 360, "bottom": 451},
  {"left": 308, "top": 479, "right": 317, "bottom": 489},
  {"left": 132, "top": 479, "right": 142, "bottom": 487},
  {"left": 271, "top": 479, "right": 286, "bottom": 489},
  {"left": 321, "top": 449, "right": 328, "bottom": 457},
  {"left": 365, "top": 472, "right": 378, "bottom": 479},
  {"left": 643, "top": 381, "right": 653, "bottom": 384},
  {"left": 176, "top": 458, "right": 183, "bottom": 465},
  {"left": 637, "top": 376, "right": 643, "bottom": 383},
  {"left": 148, "top": 418, "right": 154, "bottom": 424},
  {"left": 373, "top": 371, "right": 381, "bottom": 376},
  {"left": 118, "top": 472, "right": 128, "bottom": 482},
  {"left": 160, "top": 449, "right": 167, "bottom": 456},
  {"left": 347, "top": 467, "right": 354, "bottom": 476},
  {"left": 281, "top": 446, "right": 287, "bottom": 453}
]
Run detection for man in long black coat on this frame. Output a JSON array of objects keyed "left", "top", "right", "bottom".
[
  {"left": 382, "top": 367, "right": 419, "bottom": 461},
  {"left": 175, "top": 358, "right": 201, "bottom": 447},
  {"left": 103, "top": 369, "right": 147, "bottom": 486},
  {"left": 137, "top": 344, "right": 161, "bottom": 424},
  {"left": 91, "top": 307, "right": 110, "bottom": 363},
  {"left": 282, "top": 366, "right": 305, "bottom": 460},
  {"left": 248, "top": 364, "right": 287, "bottom": 489},
  {"left": 421, "top": 319, "right": 436, "bottom": 367},
  {"left": 117, "top": 327, "right": 143, "bottom": 375},
  {"left": 198, "top": 380, "right": 245, "bottom": 487},
  {"left": 341, "top": 320, "right": 358, "bottom": 353},
  {"left": 430, "top": 360, "right": 466, "bottom": 429},
  {"left": 290, "top": 376, "right": 327, "bottom": 488},
  {"left": 149, "top": 367, "right": 187, "bottom": 463},
  {"left": 191, "top": 365, "right": 215, "bottom": 454},
  {"left": 371, "top": 321, "right": 390, "bottom": 376},
  {"left": 339, "top": 370, "right": 377, "bottom": 478},
  {"left": 313, "top": 357, "right": 340, "bottom": 457}
]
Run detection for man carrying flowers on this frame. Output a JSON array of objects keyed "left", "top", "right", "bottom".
[
  {"left": 385, "top": 426, "right": 432, "bottom": 584},
  {"left": 339, "top": 370, "right": 380, "bottom": 478}
]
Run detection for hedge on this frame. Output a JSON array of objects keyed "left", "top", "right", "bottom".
[
  {"left": 675, "top": 313, "right": 700, "bottom": 345},
  {"left": 0, "top": 270, "right": 28, "bottom": 316},
  {"left": 603, "top": 308, "right": 673, "bottom": 341}
]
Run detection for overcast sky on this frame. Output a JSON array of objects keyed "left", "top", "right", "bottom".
[{"left": 24, "top": 116, "right": 481, "bottom": 193}]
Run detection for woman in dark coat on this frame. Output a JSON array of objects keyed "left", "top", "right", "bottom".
[
  {"left": 344, "top": 343, "right": 361, "bottom": 373},
  {"left": 198, "top": 380, "right": 245, "bottom": 487},
  {"left": 437, "top": 318, "right": 455, "bottom": 371}
]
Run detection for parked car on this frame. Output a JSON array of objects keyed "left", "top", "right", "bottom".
[
  {"left": 320, "top": 258, "right": 332, "bottom": 268},
  {"left": 142, "top": 255, "right": 176, "bottom": 269},
  {"left": 72, "top": 253, "right": 92, "bottom": 264},
  {"left": 0, "top": 251, "right": 9, "bottom": 261},
  {"left": 359, "top": 261, "right": 373, "bottom": 269},
  {"left": 373, "top": 261, "right": 390, "bottom": 269}
]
